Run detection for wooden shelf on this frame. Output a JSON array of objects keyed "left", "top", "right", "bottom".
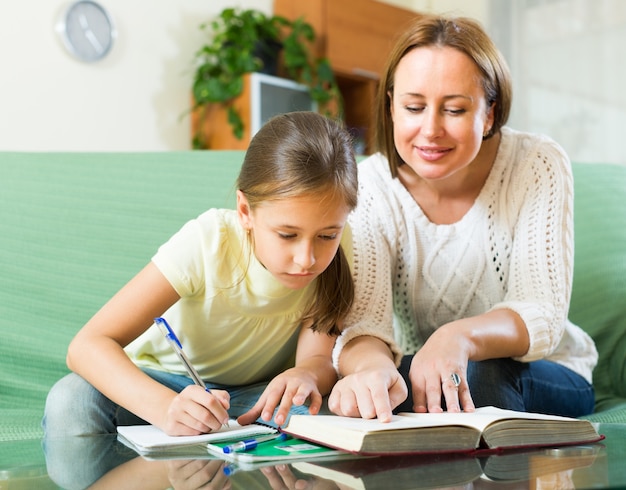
[
  {"left": 191, "top": 74, "right": 253, "bottom": 150},
  {"left": 274, "top": 0, "right": 419, "bottom": 154},
  {"left": 192, "top": 0, "right": 420, "bottom": 151},
  {"left": 191, "top": 73, "right": 314, "bottom": 150}
]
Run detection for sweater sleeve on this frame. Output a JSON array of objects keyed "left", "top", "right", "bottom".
[
  {"left": 333, "top": 155, "right": 404, "bottom": 370},
  {"left": 494, "top": 135, "right": 575, "bottom": 362}
]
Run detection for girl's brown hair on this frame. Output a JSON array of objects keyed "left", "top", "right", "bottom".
[
  {"left": 375, "top": 14, "right": 513, "bottom": 177},
  {"left": 237, "top": 111, "right": 357, "bottom": 336}
]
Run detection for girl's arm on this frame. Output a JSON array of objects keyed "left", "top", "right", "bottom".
[
  {"left": 237, "top": 324, "right": 337, "bottom": 426},
  {"left": 66, "top": 262, "right": 229, "bottom": 435}
]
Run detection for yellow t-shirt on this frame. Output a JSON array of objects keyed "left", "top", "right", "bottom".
[{"left": 125, "top": 208, "right": 351, "bottom": 386}]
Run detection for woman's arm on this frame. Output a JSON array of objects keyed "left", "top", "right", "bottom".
[
  {"left": 409, "top": 308, "right": 529, "bottom": 413},
  {"left": 499, "top": 138, "right": 574, "bottom": 361},
  {"left": 66, "top": 262, "right": 229, "bottom": 434}
]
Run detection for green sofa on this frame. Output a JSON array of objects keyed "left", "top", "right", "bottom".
[{"left": 1, "top": 151, "right": 625, "bottom": 478}]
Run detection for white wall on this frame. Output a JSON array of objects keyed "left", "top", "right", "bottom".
[
  {"left": 404, "top": 0, "right": 489, "bottom": 21},
  {"left": 0, "top": 0, "right": 484, "bottom": 152},
  {"left": 0, "top": 1, "right": 272, "bottom": 151},
  {"left": 502, "top": 0, "right": 626, "bottom": 165}
]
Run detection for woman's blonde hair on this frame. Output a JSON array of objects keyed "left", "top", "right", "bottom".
[
  {"left": 375, "top": 14, "right": 513, "bottom": 177},
  {"left": 237, "top": 111, "right": 357, "bottom": 336}
]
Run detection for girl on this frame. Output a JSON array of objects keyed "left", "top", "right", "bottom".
[{"left": 44, "top": 111, "right": 357, "bottom": 437}]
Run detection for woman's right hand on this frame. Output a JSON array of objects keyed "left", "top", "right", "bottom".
[
  {"left": 328, "top": 366, "right": 407, "bottom": 422},
  {"left": 163, "top": 385, "right": 230, "bottom": 436},
  {"left": 328, "top": 336, "right": 408, "bottom": 422}
]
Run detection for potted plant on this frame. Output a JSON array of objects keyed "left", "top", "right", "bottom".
[{"left": 191, "top": 8, "right": 342, "bottom": 149}]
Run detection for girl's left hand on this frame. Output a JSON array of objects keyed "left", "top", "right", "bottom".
[{"left": 236, "top": 368, "right": 321, "bottom": 426}]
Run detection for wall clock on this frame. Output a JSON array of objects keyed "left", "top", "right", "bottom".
[{"left": 57, "top": 1, "right": 116, "bottom": 62}]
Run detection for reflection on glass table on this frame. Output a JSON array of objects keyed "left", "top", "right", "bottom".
[{"left": 2, "top": 423, "right": 626, "bottom": 489}]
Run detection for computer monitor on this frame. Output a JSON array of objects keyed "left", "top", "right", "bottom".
[{"left": 249, "top": 72, "right": 316, "bottom": 136}]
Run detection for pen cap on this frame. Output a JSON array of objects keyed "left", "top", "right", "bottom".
[{"left": 154, "top": 317, "right": 182, "bottom": 348}]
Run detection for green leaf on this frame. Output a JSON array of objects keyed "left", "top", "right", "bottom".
[
  {"left": 190, "top": 7, "right": 344, "bottom": 145},
  {"left": 227, "top": 106, "right": 244, "bottom": 140},
  {"left": 193, "top": 76, "right": 243, "bottom": 103}
]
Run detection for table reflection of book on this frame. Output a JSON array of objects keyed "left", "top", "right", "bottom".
[
  {"left": 483, "top": 445, "right": 602, "bottom": 482},
  {"left": 291, "top": 444, "right": 602, "bottom": 490}
]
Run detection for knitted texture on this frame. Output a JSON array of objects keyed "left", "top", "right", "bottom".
[{"left": 335, "top": 128, "right": 597, "bottom": 384}]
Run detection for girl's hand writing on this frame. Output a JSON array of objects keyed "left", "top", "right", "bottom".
[{"left": 163, "top": 385, "right": 230, "bottom": 436}]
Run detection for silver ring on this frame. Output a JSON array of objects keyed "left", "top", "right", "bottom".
[{"left": 450, "top": 373, "right": 461, "bottom": 387}]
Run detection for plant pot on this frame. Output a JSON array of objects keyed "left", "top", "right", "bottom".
[{"left": 254, "top": 39, "right": 283, "bottom": 76}]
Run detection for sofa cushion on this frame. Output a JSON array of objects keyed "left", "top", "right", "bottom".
[
  {"left": 1, "top": 154, "right": 625, "bottom": 442},
  {"left": 0, "top": 151, "right": 244, "bottom": 441},
  {"left": 570, "top": 162, "right": 626, "bottom": 416}
]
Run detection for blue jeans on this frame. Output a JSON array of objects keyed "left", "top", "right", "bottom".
[
  {"left": 43, "top": 368, "right": 313, "bottom": 438},
  {"left": 395, "top": 356, "right": 595, "bottom": 417}
]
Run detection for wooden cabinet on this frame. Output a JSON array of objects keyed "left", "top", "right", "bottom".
[
  {"left": 191, "top": 74, "right": 254, "bottom": 151},
  {"left": 274, "top": 0, "right": 419, "bottom": 153},
  {"left": 295, "top": 0, "right": 417, "bottom": 78},
  {"left": 192, "top": 72, "right": 314, "bottom": 150},
  {"left": 192, "top": 0, "right": 419, "bottom": 152}
]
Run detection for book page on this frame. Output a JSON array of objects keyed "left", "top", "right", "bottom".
[
  {"left": 289, "top": 414, "right": 470, "bottom": 434},
  {"left": 289, "top": 406, "right": 576, "bottom": 436},
  {"left": 398, "top": 406, "right": 586, "bottom": 432}
]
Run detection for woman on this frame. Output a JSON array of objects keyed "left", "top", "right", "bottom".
[{"left": 328, "top": 15, "right": 597, "bottom": 422}]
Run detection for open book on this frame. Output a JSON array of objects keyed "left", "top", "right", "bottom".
[
  {"left": 291, "top": 444, "right": 602, "bottom": 489},
  {"left": 281, "top": 406, "right": 603, "bottom": 455},
  {"left": 116, "top": 420, "right": 276, "bottom": 455}
]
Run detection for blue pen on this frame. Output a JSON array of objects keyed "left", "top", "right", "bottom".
[
  {"left": 155, "top": 317, "right": 228, "bottom": 428},
  {"left": 222, "top": 432, "right": 288, "bottom": 454},
  {"left": 154, "top": 317, "right": 208, "bottom": 389}
]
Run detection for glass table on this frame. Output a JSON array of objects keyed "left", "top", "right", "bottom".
[{"left": 2, "top": 423, "right": 626, "bottom": 489}]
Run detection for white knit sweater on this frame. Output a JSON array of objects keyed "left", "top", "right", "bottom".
[{"left": 334, "top": 127, "right": 597, "bottom": 383}]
